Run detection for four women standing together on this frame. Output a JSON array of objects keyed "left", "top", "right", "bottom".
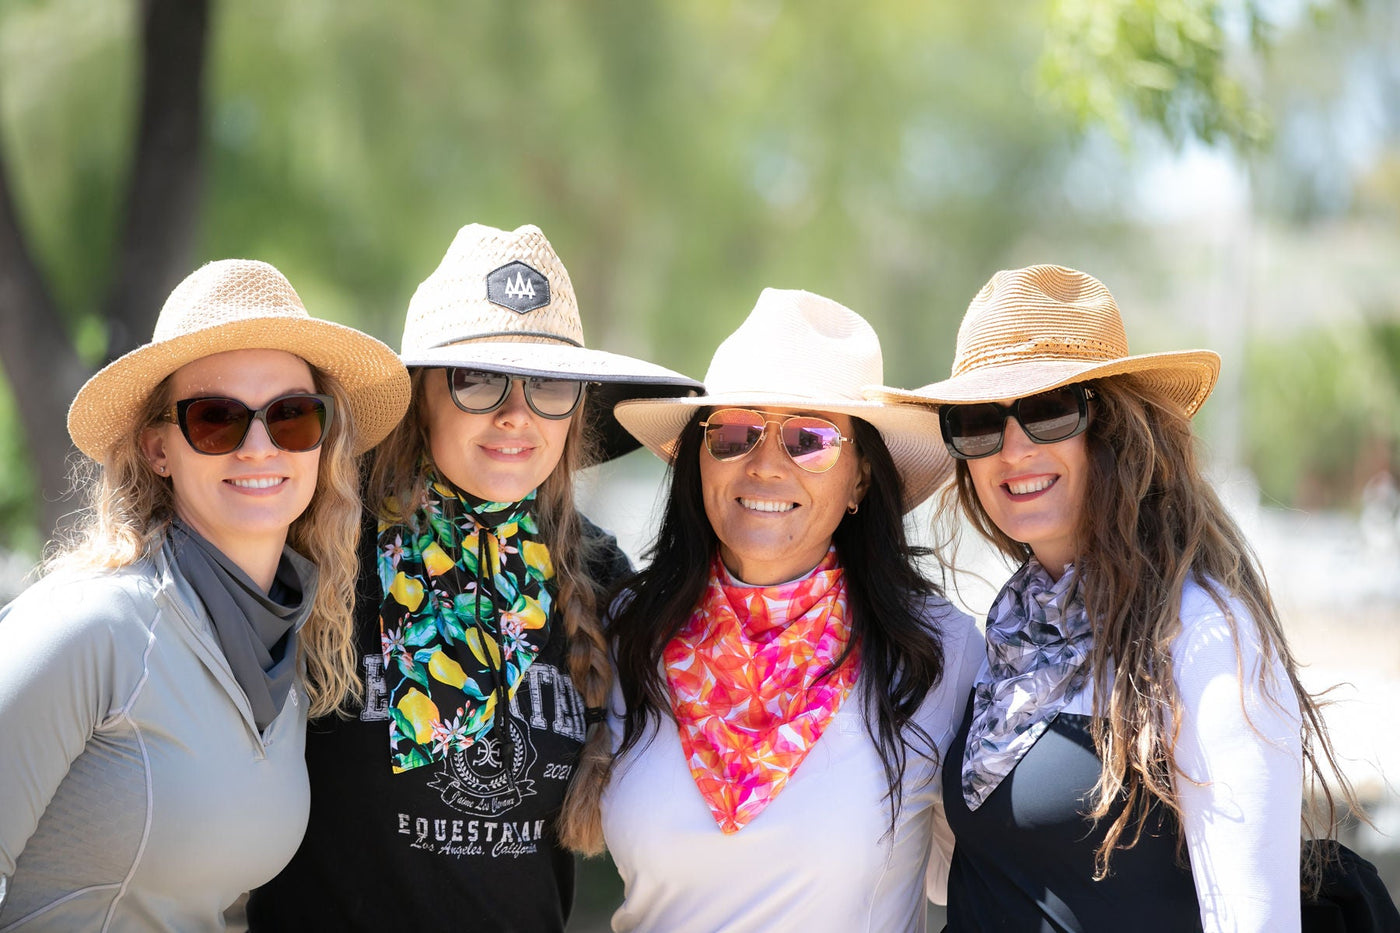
[{"left": 0, "top": 227, "right": 1373, "bottom": 932}]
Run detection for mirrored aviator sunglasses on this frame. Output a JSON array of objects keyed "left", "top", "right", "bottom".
[
  {"left": 939, "top": 384, "right": 1094, "bottom": 460},
  {"left": 699, "top": 408, "right": 852, "bottom": 474},
  {"left": 162, "top": 393, "right": 335, "bottom": 455},
  {"left": 446, "top": 368, "right": 584, "bottom": 420}
]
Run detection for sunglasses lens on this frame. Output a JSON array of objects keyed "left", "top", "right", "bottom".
[
  {"left": 525, "top": 378, "right": 583, "bottom": 418},
  {"left": 181, "top": 398, "right": 252, "bottom": 454},
  {"left": 264, "top": 395, "right": 330, "bottom": 451},
  {"left": 944, "top": 404, "right": 1007, "bottom": 459},
  {"left": 703, "top": 409, "right": 766, "bottom": 460},
  {"left": 449, "top": 370, "right": 510, "bottom": 412},
  {"left": 1018, "top": 387, "right": 1084, "bottom": 443},
  {"left": 778, "top": 417, "right": 845, "bottom": 473}
]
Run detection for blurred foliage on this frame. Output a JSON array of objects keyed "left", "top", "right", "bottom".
[
  {"left": 1246, "top": 319, "right": 1400, "bottom": 508},
  {"left": 1039, "top": 0, "right": 1271, "bottom": 148},
  {"left": 0, "top": 0, "right": 1396, "bottom": 554}
]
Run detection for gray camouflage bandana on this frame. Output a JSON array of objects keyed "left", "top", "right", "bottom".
[{"left": 961, "top": 558, "right": 1094, "bottom": 810}]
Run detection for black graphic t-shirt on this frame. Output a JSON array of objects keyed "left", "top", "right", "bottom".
[{"left": 247, "top": 509, "right": 631, "bottom": 932}]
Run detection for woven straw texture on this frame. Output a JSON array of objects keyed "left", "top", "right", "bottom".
[
  {"left": 402, "top": 224, "right": 584, "bottom": 356},
  {"left": 68, "top": 259, "right": 410, "bottom": 459},
  {"left": 614, "top": 287, "right": 950, "bottom": 511},
  {"left": 868, "top": 264, "right": 1220, "bottom": 417}
]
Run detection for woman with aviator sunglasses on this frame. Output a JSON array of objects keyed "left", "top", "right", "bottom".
[
  {"left": 595, "top": 289, "right": 982, "bottom": 932},
  {"left": 248, "top": 224, "right": 700, "bottom": 932},
  {"left": 873, "top": 265, "right": 1361, "bottom": 931},
  {"left": 0, "top": 260, "right": 409, "bottom": 930}
]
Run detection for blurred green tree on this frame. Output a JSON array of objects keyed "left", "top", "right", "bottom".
[{"left": 0, "top": 0, "right": 1377, "bottom": 547}]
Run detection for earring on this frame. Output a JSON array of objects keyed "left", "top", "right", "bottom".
[
  {"left": 846, "top": 503, "right": 859, "bottom": 515},
  {"left": 154, "top": 465, "right": 167, "bottom": 475}
]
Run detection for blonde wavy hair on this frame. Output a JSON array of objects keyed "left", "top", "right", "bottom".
[
  {"left": 943, "top": 376, "right": 1358, "bottom": 890},
  {"left": 46, "top": 367, "right": 363, "bottom": 718},
  {"left": 367, "top": 368, "right": 615, "bottom": 855}
]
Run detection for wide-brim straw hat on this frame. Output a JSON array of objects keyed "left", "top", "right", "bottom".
[
  {"left": 399, "top": 223, "right": 702, "bottom": 462},
  {"left": 868, "top": 264, "right": 1220, "bottom": 417},
  {"left": 68, "top": 259, "right": 411, "bottom": 460},
  {"left": 614, "top": 288, "right": 952, "bottom": 512}
]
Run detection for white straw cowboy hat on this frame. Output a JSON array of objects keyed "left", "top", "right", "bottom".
[
  {"left": 399, "top": 222, "right": 702, "bottom": 462},
  {"left": 68, "top": 259, "right": 411, "bottom": 460},
  {"left": 614, "top": 288, "right": 952, "bottom": 511},
  {"left": 869, "top": 264, "right": 1220, "bottom": 417}
]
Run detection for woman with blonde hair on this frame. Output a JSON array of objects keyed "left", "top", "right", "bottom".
[
  {"left": 249, "top": 223, "right": 700, "bottom": 932},
  {"left": 0, "top": 259, "right": 410, "bottom": 930},
  {"left": 873, "top": 264, "right": 1365, "bottom": 931}
]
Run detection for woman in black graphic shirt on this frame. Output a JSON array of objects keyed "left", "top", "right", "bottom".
[{"left": 248, "top": 223, "right": 698, "bottom": 931}]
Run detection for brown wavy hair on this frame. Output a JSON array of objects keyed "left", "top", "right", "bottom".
[
  {"left": 46, "top": 368, "right": 364, "bottom": 718},
  {"left": 944, "top": 375, "right": 1357, "bottom": 888},
  {"left": 367, "top": 368, "right": 614, "bottom": 854}
]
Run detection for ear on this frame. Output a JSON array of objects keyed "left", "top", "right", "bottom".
[
  {"left": 139, "top": 425, "right": 171, "bottom": 477},
  {"left": 849, "top": 454, "right": 872, "bottom": 511}
]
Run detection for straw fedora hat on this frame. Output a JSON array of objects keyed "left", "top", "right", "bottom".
[
  {"left": 869, "top": 264, "right": 1220, "bottom": 416},
  {"left": 613, "top": 288, "right": 951, "bottom": 511},
  {"left": 399, "top": 223, "right": 702, "bottom": 462},
  {"left": 68, "top": 259, "right": 411, "bottom": 460}
]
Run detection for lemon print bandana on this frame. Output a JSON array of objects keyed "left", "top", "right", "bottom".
[{"left": 378, "top": 472, "right": 555, "bottom": 773}]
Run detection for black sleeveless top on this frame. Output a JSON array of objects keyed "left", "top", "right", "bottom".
[{"left": 943, "top": 701, "right": 1203, "bottom": 932}]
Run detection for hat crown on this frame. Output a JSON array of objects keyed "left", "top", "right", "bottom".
[
  {"left": 401, "top": 223, "right": 585, "bottom": 356},
  {"left": 152, "top": 259, "right": 310, "bottom": 340},
  {"left": 952, "top": 264, "right": 1129, "bottom": 377},
  {"left": 703, "top": 288, "right": 882, "bottom": 399}
]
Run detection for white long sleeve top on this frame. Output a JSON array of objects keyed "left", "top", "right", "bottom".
[{"left": 600, "top": 596, "right": 983, "bottom": 933}]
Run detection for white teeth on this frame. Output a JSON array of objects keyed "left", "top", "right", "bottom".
[
  {"left": 229, "top": 477, "right": 283, "bottom": 489},
  {"left": 738, "top": 497, "right": 795, "bottom": 513},
  {"left": 1007, "top": 477, "right": 1054, "bottom": 495},
  {"left": 497, "top": 447, "right": 526, "bottom": 455}
]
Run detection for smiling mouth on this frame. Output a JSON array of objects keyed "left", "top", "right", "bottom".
[
  {"left": 1006, "top": 476, "right": 1055, "bottom": 495},
  {"left": 738, "top": 497, "right": 796, "bottom": 513},
  {"left": 228, "top": 477, "right": 284, "bottom": 490},
  {"left": 496, "top": 447, "right": 527, "bottom": 455}
]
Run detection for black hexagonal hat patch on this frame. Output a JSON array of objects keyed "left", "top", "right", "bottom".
[{"left": 486, "top": 261, "right": 550, "bottom": 314}]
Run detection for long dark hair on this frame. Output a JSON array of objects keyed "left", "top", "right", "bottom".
[{"left": 609, "top": 410, "right": 949, "bottom": 827}]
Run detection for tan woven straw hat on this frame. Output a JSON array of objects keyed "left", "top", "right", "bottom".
[
  {"left": 399, "top": 223, "right": 701, "bottom": 461},
  {"left": 68, "top": 259, "right": 411, "bottom": 460},
  {"left": 870, "top": 264, "right": 1220, "bottom": 417},
  {"left": 614, "top": 288, "right": 951, "bottom": 511}
]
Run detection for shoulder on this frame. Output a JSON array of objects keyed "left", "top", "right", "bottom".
[
  {"left": 577, "top": 511, "right": 634, "bottom": 589},
  {"left": 912, "top": 593, "right": 981, "bottom": 656},
  {"left": 1173, "top": 576, "right": 1265, "bottom": 657},
  {"left": 0, "top": 563, "right": 161, "bottom": 677}
]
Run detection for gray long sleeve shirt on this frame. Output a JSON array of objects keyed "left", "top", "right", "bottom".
[{"left": 0, "top": 541, "right": 310, "bottom": 931}]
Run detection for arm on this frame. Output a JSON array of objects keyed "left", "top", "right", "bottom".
[
  {"left": 924, "top": 603, "right": 985, "bottom": 906},
  {"left": 0, "top": 575, "right": 140, "bottom": 880},
  {"left": 1171, "top": 586, "right": 1303, "bottom": 933}
]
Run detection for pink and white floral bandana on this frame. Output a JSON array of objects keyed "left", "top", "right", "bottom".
[{"left": 665, "top": 549, "right": 859, "bottom": 834}]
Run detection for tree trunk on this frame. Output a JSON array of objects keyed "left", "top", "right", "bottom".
[{"left": 0, "top": 0, "right": 210, "bottom": 542}]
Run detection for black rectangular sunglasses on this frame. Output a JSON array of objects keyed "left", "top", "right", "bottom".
[{"left": 939, "top": 384, "right": 1094, "bottom": 460}]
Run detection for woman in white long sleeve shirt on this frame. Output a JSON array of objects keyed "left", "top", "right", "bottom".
[
  {"left": 598, "top": 289, "right": 982, "bottom": 932},
  {"left": 872, "top": 264, "right": 1354, "bottom": 932}
]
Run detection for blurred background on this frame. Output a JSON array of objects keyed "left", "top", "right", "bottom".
[{"left": 1, "top": 0, "right": 1396, "bottom": 927}]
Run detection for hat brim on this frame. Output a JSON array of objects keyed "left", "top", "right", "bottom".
[
  {"left": 868, "top": 349, "right": 1221, "bottom": 418},
  {"left": 403, "top": 341, "right": 704, "bottom": 464},
  {"left": 614, "top": 391, "right": 952, "bottom": 512},
  {"left": 69, "top": 317, "right": 411, "bottom": 460}
]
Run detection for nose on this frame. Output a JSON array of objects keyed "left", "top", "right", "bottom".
[
  {"left": 493, "top": 382, "right": 533, "bottom": 428},
  {"left": 745, "top": 423, "right": 790, "bottom": 476},
  {"left": 997, "top": 417, "right": 1037, "bottom": 460},
  {"left": 235, "top": 416, "right": 279, "bottom": 458}
]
